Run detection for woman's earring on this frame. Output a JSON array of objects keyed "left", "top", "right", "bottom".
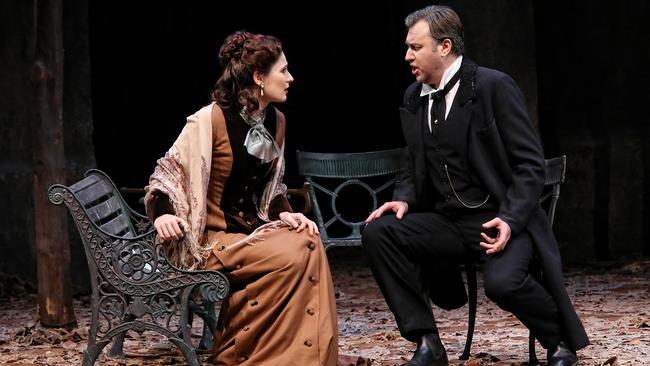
[{"left": 260, "top": 82, "right": 265, "bottom": 97}]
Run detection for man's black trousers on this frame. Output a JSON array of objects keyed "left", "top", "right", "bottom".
[{"left": 362, "top": 211, "right": 563, "bottom": 349}]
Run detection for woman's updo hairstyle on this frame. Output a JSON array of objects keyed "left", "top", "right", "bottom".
[{"left": 211, "top": 31, "right": 283, "bottom": 114}]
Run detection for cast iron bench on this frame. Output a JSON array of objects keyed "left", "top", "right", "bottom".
[{"left": 48, "top": 169, "right": 229, "bottom": 366}]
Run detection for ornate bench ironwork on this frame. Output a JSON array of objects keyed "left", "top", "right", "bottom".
[{"left": 49, "top": 169, "right": 229, "bottom": 366}]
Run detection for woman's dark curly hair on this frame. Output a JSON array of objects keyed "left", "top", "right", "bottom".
[{"left": 211, "top": 31, "right": 283, "bottom": 114}]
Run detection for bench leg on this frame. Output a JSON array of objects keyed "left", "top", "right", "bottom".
[
  {"left": 106, "top": 314, "right": 134, "bottom": 359},
  {"left": 82, "top": 337, "right": 113, "bottom": 366},
  {"left": 187, "top": 299, "right": 217, "bottom": 350},
  {"left": 198, "top": 301, "right": 216, "bottom": 350},
  {"left": 168, "top": 337, "right": 200, "bottom": 366},
  {"left": 106, "top": 331, "right": 127, "bottom": 359},
  {"left": 82, "top": 344, "right": 104, "bottom": 366}
]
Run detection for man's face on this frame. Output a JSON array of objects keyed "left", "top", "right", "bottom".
[{"left": 405, "top": 20, "right": 444, "bottom": 87}]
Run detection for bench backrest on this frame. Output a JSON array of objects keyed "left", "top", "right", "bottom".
[
  {"left": 49, "top": 169, "right": 162, "bottom": 287},
  {"left": 67, "top": 170, "right": 137, "bottom": 237},
  {"left": 296, "top": 147, "right": 407, "bottom": 249}
]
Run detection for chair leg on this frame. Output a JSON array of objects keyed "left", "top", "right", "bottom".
[
  {"left": 527, "top": 331, "right": 541, "bottom": 365},
  {"left": 461, "top": 265, "right": 477, "bottom": 360},
  {"left": 526, "top": 258, "right": 543, "bottom": 365}
]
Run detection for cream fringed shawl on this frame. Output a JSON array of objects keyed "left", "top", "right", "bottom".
[{"left": 144, "top": 103, "right": 288, "bottom": 270}]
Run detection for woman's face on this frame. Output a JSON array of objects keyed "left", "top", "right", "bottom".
[{"left": 258, "top": 52, "right": 294, "bottom": 106}]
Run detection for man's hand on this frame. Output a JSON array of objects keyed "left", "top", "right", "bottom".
[
  {"left": 365, "top": 201, "right": 409, "bottom": 224},
  {"left": 279, "top": 212, "right": 319, "bottom": 235},
  {"left": 480, "top": 217, "right": 511, "bottom": 255},
  {"left": 154, "top": 214, "right": 190, "bottom": 241}
]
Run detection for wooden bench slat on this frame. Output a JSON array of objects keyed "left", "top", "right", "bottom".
[
  {"left": 68, "top": 174, "right": 101, "bottom": 192},
  {"left": 73, "top": 178, "right": 115, "bottom": 207},
  {"left": 100, "top": 213, "right": 133, "bottom": 237},
  {"left": 85, "top": 195, "right": 123, "bottom": 225}
]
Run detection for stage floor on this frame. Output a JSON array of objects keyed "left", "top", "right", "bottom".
[{"left": 1, "top": 249, "right": 648, "bottom": 365}]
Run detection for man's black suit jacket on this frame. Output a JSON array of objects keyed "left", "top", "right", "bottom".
[{"left": 393, "top": 58, "right": 589, "bottom": 351}]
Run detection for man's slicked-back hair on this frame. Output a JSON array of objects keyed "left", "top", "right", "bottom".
[{"left": 405, "top": 5, "right": 465, "bottom": 55}]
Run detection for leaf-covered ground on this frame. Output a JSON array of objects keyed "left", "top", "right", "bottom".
[
  {"left": 331, "top": 250, "right": 650, "bottom": 366},
  {"left": 1, "top": 251, "right": 648, "bottom": 365}
]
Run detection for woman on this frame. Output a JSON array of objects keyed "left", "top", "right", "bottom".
[{"left": 144, "top": 31, "right": 337, "bottom": 366}]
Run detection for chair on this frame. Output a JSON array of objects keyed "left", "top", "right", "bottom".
[
  {"left": 461, "top": 155, "right": 567, "bottom": 364},
  {"left": 48, "top": 169, "right": 229, "bottom": 366},
  {"left": 292, "top": 147, "right": 407, "bottom": 250}
]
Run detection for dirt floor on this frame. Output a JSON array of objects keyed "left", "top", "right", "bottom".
[{"left": 0, "top": 250, "right": 648, "bottom": 365}]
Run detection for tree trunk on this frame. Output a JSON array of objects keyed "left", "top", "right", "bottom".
[{"left": 31, "top": 0, "right": 76, "bottom": 328}]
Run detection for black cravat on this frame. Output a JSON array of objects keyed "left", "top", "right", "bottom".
[{"left": 430, "top": 69, "right": 461, "bottom": 127}]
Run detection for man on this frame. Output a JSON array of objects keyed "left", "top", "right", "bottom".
[{"left": 362, "top": 5, "right": 588, "bottom": 366}]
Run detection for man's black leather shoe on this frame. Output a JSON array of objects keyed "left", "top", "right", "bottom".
[
  {"left": 547, "top": 341, "right": 578, "bottom": 366},
  {"left": 401, "top": 333, "right": 449, "bottom": 366}
]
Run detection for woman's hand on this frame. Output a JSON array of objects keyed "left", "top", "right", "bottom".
[
  {"left": 279, "top": 212, "right": 319, "bottom": 236},
  {"left": 154, "top": 214, "right": 190, "bottom": 241}
]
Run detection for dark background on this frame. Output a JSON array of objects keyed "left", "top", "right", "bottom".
[
  {"left": 1, "top": 0, "right": 649, "bottom": 291},
  {"left": 89, "top": 1, "right": 414, "bottom": 190}
]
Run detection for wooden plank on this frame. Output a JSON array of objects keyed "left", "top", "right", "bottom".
[{"left": 31, "top": 0, "right": 76, "bottom": 328}]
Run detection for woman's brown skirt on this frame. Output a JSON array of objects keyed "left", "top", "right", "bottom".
[{"left": 204, "top": 227, "right": 338, "bottom": 366}]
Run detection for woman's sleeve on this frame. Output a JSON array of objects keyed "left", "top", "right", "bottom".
[
  {"left": 268, "top": 194, "right": 293, "bottom": 220},
  {"left": 147, "top": 192, "right": 175, "bottom": 222}
]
